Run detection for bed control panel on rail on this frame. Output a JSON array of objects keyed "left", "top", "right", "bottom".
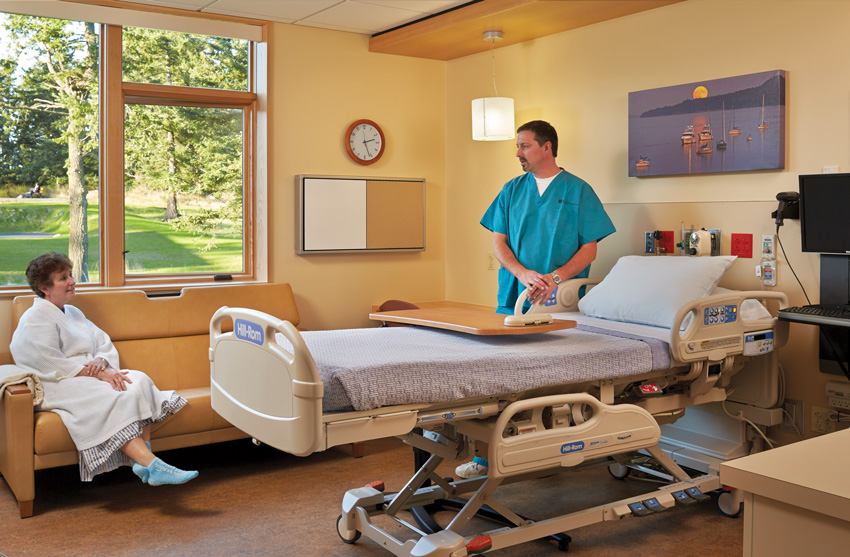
[{"left": 703, "top": 304, "right": 738, "bottom": 325}]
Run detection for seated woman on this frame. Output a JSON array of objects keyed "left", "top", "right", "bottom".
[{"left": 10, "top": 252, "right": 198, "bottom": 486}]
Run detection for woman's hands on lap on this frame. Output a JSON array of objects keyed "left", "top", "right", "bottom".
[
  {"left": 80, "top": 356, "right": 108, "bottom": 377},
  {"left": 78, "top": 358, "right": 131, "bottom": 390},
  {"left": 98, "top": 369, "right": 132, "bottom": 391}
]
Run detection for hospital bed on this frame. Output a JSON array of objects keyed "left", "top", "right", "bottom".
[{"left": 209, "top": 260, "right": 789, "bottom": 556}]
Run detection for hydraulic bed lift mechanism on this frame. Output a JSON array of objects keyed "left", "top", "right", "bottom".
[{"left": 336, "top": 393, "right": 720, "bottom": 556}]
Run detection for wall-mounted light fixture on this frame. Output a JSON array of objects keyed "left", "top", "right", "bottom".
[{"left": 471, "top": 31, "right": 515, "bottom": 141}]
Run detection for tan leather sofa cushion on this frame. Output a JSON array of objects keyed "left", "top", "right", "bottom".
[
  {"left": 34, "top": 388, "right": 225, "bottom": 455},
  {"left": 12, "top": 290, "right": 168, "bottom": 342},
  {"left": 33, "top": 412, "right": 74, "bottom": 454},
  {"left": 165, "top": 283, "right": 301, "bottom": 335}
]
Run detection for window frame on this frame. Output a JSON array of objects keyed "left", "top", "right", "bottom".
[{"left": 0, "top": 9, "right": 267, "bottom": 297}]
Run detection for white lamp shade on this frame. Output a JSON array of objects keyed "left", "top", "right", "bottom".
[{"left": 471, "top": 97, "right": 515, "bottom": 141}]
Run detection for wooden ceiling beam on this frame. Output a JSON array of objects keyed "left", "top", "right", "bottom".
[{"left": 369, "top": 0, "right": 685, "bottom": 60}]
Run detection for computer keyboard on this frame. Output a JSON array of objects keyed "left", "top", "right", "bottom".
[{"left": 779, "top": 304, "right": 850, "bottom": 327}]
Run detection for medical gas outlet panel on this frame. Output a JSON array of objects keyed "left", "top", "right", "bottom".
[{"left": 756, "top": 234, "right": 777, "bottom": 287}]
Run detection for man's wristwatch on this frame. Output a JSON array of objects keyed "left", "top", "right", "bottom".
[{"left": 551, "top": 272, "right": 562, "bottom": 285}]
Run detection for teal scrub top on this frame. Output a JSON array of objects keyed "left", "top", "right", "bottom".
[{"left": 481, "top": 170, "right": 616, "bottom": 314}]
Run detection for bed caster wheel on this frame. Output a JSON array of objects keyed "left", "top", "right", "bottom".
[
  {"left": 336, "top": 514, "right": 361, "bottom": 544},
  {"left": 717, "top": 490, "right": 742, "bottom": 518},
  {"left": 607, "top": 462, "right": 630, "bottom": 480}
]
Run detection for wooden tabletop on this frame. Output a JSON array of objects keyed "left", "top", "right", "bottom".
[{"left": 369, "top": 306, "right": 576, "bottom": 336}]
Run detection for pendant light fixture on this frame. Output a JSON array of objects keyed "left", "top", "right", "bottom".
[{"left": 471, "top": 31, "right": 515, "bottom": 141}]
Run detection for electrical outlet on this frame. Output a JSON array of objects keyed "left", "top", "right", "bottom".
[
  {"left": 731, "top": 233, "right": 754, "bottom": 258},
  {"left": 644, "top": 231, "right": 655, "bottom": 254},
  {"left": 782, "top": 399, "right": 804, "bottom": 434},
  {"left": 826, "top": 380, "right": 850, "bottom": 410},
  {"left": 486, "top": 253, "right": 497, "bottom": 271},
  {"left": 812, "top": 406, "right": 835, "bottom": 434}
]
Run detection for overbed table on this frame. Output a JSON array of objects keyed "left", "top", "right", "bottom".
[{"left": 369, "top": 301, "right": 576, "bottom": 335}]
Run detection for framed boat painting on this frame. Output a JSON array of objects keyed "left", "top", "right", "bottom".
[{"left": 628, "top": 70, "right": 786, "bottom": 177}]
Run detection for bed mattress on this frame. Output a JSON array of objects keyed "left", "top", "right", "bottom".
[{"left": 276, "top": 324, "right": 672, "bottom": 412}]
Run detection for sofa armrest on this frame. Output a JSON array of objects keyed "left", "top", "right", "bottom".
[{"left": 0, "top": 386, "right": 36, "bottom": 517}]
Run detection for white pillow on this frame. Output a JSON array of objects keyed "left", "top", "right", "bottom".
[{"left": 578, "top": 255, "right": 737, "bottom": 328}]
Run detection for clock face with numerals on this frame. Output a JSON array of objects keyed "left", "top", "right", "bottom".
[{"left": 345, "top": 119, "right": 385, "bottom": 165}]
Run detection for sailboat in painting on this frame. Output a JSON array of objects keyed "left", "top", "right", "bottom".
[
  {"left": 758, "top": 94, "right": 768, "bottom": 130},
  {"left": 717, "top": 103, "right": 727, "bottom": 150},
  {"left": 729, "top": 105, "right": 742, "bottom": 136}
]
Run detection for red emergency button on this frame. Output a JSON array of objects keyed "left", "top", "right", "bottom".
[
  {"left": 467, "top": 535, "right": 492, "bottom": 554},
  {"left": 365, "top": 480, "right": 385, "bottom": 492}
]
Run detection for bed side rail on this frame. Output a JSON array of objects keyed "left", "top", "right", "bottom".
[
  {"left": 670, "top": 290, "right": 789, "bottom": 363},
  {"left": 486, "top": 393, "right": 660, "bottom": 480},
  {"left": 520, "top": 277, "right": 602, "bottom": 314},
  {"left": 209, "top": 306, "right": 323, "bottom": 456}
]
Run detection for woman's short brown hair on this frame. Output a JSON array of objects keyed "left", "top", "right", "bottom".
[{"left": 26, "top": 252, "right": 72, "bottom": 298}]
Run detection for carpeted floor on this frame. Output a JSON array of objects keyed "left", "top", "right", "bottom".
[{"left": 0, "top": 437, "right": 741, "bottom": 556}]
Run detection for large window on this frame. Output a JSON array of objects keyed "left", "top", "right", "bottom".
[
  {"left": 123, "top": 103, "right": 245, "bottom": 276},
  {"left": 0, "top": 15, "right": 101, "bottom": 285},
  {"left": 0, "top": 8, "right": 264, "bottom": 291}
]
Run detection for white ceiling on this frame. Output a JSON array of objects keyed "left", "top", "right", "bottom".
[{"left": 114, "top": 0, "right": 472, "bottom": 35}]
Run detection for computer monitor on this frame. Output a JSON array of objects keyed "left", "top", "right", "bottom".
[
  {"left": 799, "top": 173, "right": 850, "bottom": 255},
  {"left": 800, "top": 173, "right": 850, "bottom": 376}
]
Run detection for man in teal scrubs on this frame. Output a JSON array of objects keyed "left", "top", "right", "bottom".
[
  {"left": 481, "top": 120, "right": 615, "bottom": 314},
  {"left": 456, "top": 120, "right": 616, "bottom": 478}
]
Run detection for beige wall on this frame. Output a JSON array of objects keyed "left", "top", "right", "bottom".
[
  {"left": 259, "top": 24, "right": 448, "bottom": 330},
  {"left": 445, "top": 0, "right": 850, "bottom": 439}
]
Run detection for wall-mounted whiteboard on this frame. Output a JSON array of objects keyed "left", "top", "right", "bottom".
[{"left": 296, "top": 175, "right": 425, "bottom": 254}]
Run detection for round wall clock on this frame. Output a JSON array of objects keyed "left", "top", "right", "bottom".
[{"left": 345, "top": 119, "right": 385, "bottom": 165}]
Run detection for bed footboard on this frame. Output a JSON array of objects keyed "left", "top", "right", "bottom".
[{"left": 210, "top": 307, "right": 323, "bottom": 456}]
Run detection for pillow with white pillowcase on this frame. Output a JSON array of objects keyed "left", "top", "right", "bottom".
[{"left": 577, "top": 255, "right": 737, "bottom": 328}]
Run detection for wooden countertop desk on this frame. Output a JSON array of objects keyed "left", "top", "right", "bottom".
[{"left": 720, "top": 428, "right": 850, "bottom": 555}]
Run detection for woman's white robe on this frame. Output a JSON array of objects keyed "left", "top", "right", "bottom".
[{"left": 10, "top": 297, "right": 185, "bottom": 480}]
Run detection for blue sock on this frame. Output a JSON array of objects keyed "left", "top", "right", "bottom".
[{"left": 473, "top": 456, "right": 489, "bottom": 467}]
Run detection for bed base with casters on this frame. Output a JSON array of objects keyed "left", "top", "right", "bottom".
[{"left": 337, "top": 394, "right": 721, "bottom": 556}]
